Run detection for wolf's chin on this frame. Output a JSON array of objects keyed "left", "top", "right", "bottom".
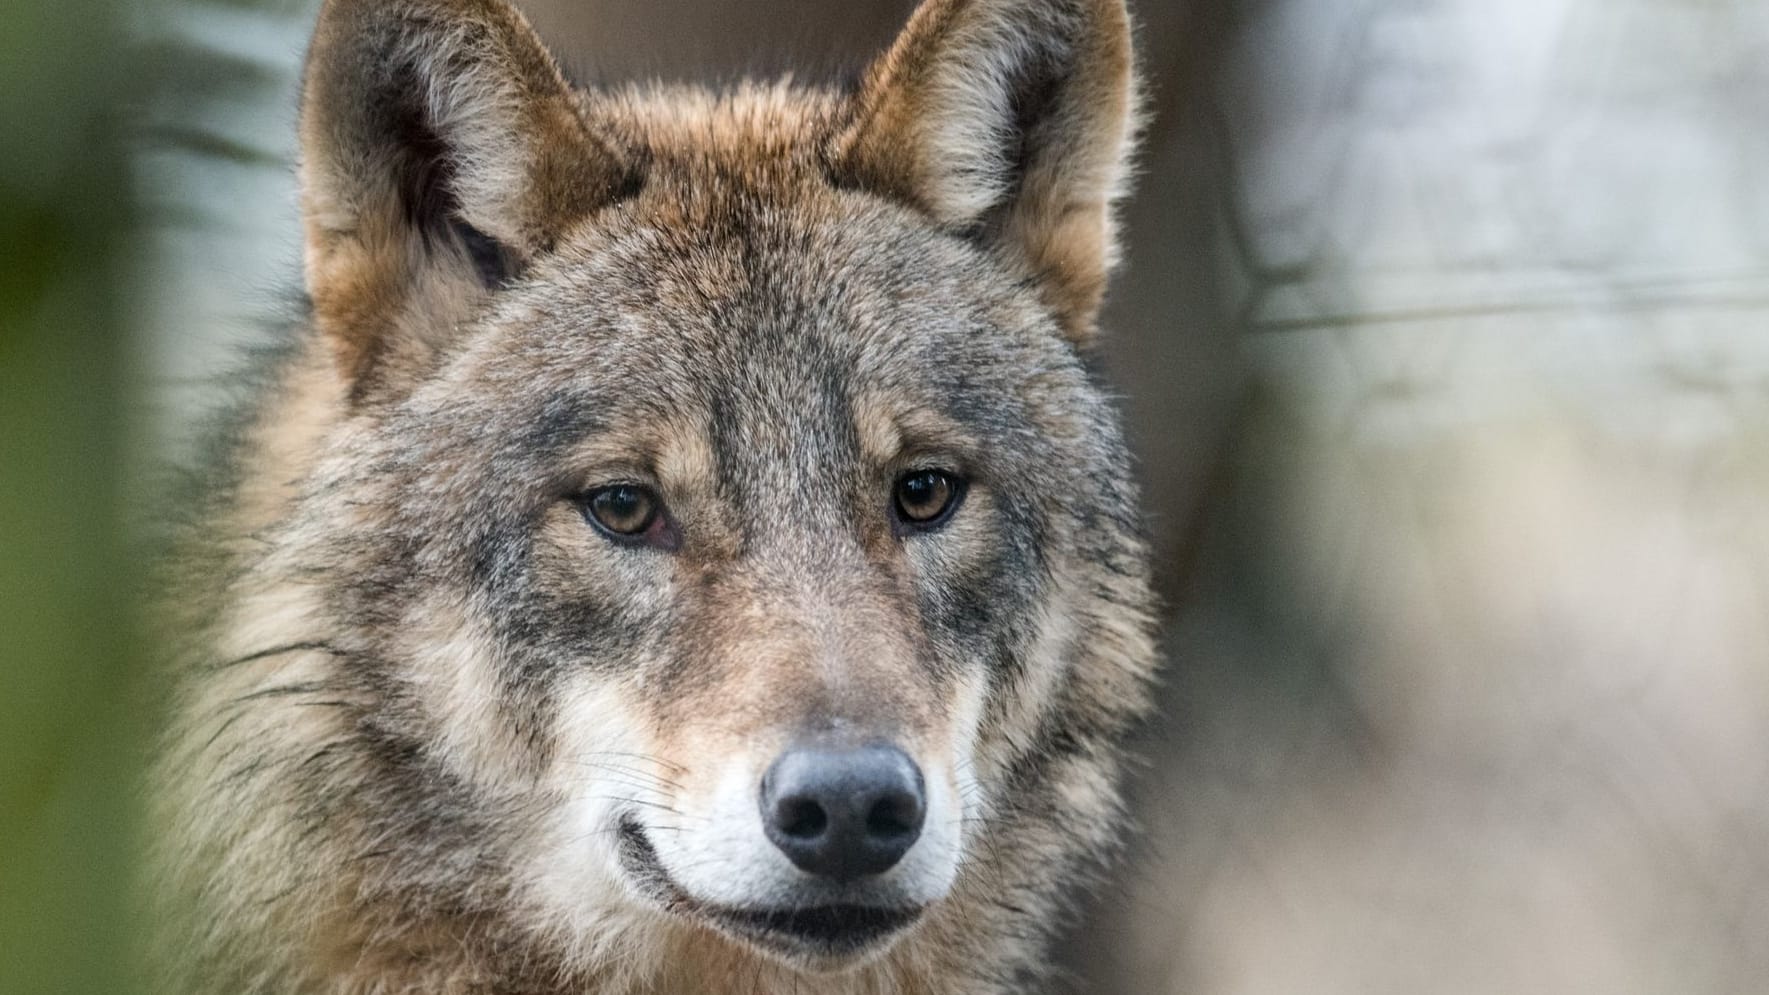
[{"left": 614, "top": 818, "right": 926, "bottom": 969}]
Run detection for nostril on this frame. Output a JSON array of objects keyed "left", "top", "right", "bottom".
[
  {"left": 777, "top": 796, "right": 828, "bottom": 839},
  {"left": 865, "top": 792, "right": 920, "bottom": 839}
]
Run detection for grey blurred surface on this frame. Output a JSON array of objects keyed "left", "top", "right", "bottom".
[
  {"left": 138, "top": 0, "right": 1769, "bottom": 991},
  {"left": 1076, "top": 2, "right": 1769, "bottom": 993}
]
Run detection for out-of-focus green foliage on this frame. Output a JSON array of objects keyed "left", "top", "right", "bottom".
[{"left": 1, "top": 1, "right": 141, "bottom": 992}]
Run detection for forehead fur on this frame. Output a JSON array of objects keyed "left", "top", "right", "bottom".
[
  {"left": 451, "top": 180, "right": 1071, "bottom": 473},
  {"left": 445, "top": 80, "right": 1072, "bottom": 416},
  {"left": 592, "top": 82, "right": 846, "bottom": 178}
]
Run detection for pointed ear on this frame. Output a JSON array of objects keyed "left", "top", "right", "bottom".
[
  {"left": 830, "top": 0, "right": 1139, "bottom": 343},
  {"left": 299, "top": 0, "right": 639, "bottom": 399}
]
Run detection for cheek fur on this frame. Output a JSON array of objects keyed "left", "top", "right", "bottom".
[
  {"left": 490, "top": 504, "right": 678, "bottom": 683},
  {"left": 907, "top": 485, "right": 1046, "bottom": 675}
]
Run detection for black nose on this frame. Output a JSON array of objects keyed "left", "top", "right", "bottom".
[{"left": 759, "top": 744, "right": 926, "bottom": 883}]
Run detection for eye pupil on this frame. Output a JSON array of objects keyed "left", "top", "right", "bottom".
[
  {"left": 586, "top": 484, "right": 657, "bottom": 536},
  {"left": 894, "top": 470, "right": 960, "bottom": 527}
]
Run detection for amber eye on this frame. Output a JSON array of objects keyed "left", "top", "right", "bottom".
[
  {"left": 893, "top": 470, "right": 964, "bottom": 530},
  {"left": 581, "top": 484, "right": 661, "bottom": 539}
]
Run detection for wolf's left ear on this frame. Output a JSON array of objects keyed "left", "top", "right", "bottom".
[{"left": 831, "top": 0, "right": 1139, "bottom": 343}]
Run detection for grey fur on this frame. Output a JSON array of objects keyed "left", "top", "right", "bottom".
[{"left": 149, "top": 1, "right": 1155, "bottom": 992}]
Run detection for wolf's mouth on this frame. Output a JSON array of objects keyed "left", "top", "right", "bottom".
[{"left": 616, "top": 818, "right": 924, "bottom": 958}]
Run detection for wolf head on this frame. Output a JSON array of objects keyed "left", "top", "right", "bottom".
[{"left": 168, "top": 0, "right": 1153, "bottom": 987}]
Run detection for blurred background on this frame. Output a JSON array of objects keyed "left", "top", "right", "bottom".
[{"left": 5, "top": 0, "right": 1767, "bottom": 991}]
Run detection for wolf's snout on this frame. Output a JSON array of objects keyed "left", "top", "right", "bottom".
[{"left": 759, "top": 744, "right": 926, "bottom": 883}]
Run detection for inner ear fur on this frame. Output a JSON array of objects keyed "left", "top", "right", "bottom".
[
  {"left": 299, "top": 0, "right": 639, "bottom": 398},
  {"left": 831, "top": 0, "right": 1140, "bottom": 343}
]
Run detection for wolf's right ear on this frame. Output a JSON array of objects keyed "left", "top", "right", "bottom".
[
  {"left": 830, "top": 0, "right": 1138, "bottom": 345},
  {"left": 299, "top": 0, "right": 638, "bottom": 399}
]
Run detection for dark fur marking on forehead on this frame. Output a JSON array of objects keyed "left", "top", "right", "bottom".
[
  {"left": 519, "top": 390, "right": 606, "bottom": 463},
  {"left": 701, "top": 341, "right": 868, "bottom": 538},
  {"left": 704, "top": 391, "right": 750, "bottom": 553}
]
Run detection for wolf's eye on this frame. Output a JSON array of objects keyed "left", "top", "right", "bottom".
[
  {"left": 892, "top": 470, "right": 964, "bottom": 531},
  {"left": 581, "top": 484, "right": 664, "bottom": 543}
]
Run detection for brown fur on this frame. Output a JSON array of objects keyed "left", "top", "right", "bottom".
[
  {"left": 150, "top": 1, "right": 1155, "bottom": 992},
  {"left": 832, "top": 0, "right": 1140, "bottom": 340}
]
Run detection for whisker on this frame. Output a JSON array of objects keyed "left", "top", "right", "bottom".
[
  {"left": 580, "top": 796, "right": 706, "bottom": 820},
  {"left": 206, "top": 641, "right": 345, "bottom": 672},
  {"left": 229, "top": 680, "right": 336, "bottom": 704},
  {"left": 580, "top": 750, "right": 689, "bottom": 775},
  {"left": 567, "top": 759, "right": 685, "bottom": 793}
]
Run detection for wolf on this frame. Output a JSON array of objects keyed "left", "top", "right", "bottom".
[{"left": 148, "top": 0, "right": 1155, "bottom": 991}]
